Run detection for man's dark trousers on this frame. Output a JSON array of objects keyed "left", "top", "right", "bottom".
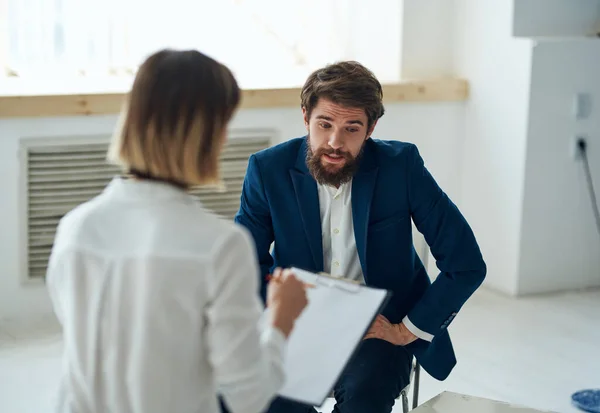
[{"left": 219, "top": 338, "right": 412, "bottom": 413}]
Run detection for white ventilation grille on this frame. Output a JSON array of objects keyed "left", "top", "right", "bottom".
[{"left": 20, "top": 130, "right": 274, "bottom": 281}]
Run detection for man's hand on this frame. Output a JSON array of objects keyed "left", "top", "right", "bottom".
[{"left": 364, "top": 315, "right": 418, "bottom": 346}]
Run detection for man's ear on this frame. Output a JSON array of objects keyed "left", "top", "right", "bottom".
[
  {"left": 302, "top": 107, "right": 309, "bottom": 130},
  {"left": 367, "top": 120, "right": 378, "bottom": 138}
]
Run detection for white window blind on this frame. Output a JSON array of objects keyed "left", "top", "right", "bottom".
[
  {"left": 21, "top": 130, "right": 272, "bottom": 280},
  {"left": 1, "top": 0, "right": 402, "bottom": 92}
]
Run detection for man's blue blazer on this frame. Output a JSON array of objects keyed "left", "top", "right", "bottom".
[{"left": 234, "top": 136, "right": 487, "bottom": 381}]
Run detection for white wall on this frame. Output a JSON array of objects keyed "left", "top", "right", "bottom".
[
  {"left": 513, "top": 0, "right": 600, "bottom": 37},
  {"left": 0, "top": 102, "right": 465, "bottom": 322},
  {"left": 518, "top": 39, "right": 600, "bottom": 293},
  {"left": 452, "top": 0, "right": 533, "bottom": 295},
  {"left": 452, "top": 0, "right": 600, "bottom": 295}
]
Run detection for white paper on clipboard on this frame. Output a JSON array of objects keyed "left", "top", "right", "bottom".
[{"left": 277, "top": 267, "right": 391, "bottom": 406}]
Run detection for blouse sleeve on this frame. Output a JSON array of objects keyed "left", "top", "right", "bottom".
[{"left": 205, "top": 226, "right": 286, "bottom": 413}]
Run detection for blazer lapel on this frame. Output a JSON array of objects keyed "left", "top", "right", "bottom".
[
  {"left": 352, "top": 140, "right": 379, "bottom": 279},
  {"left": 289, "top": 140, "right": 324, "bottom": 271}
]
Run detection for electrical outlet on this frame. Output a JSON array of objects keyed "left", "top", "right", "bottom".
[
  {"left": 573, "top": 93, "right": 592, "bottom": 120},
  {"left": 572, "top": 135, "right": 587, "bottom": 160}
]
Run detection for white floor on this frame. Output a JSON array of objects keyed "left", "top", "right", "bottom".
[{"left": 1, "top": 287, "right": 599, "bottom": 413}]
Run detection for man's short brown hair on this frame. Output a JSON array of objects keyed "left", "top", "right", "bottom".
[
  {"left": 108, "top": 49, "right": 240, "bottom": 187},
  {"left": 300, "top": 61, "right": 385, "bottom": 128}
]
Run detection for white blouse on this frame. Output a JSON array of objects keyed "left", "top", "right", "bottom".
[{"left": 46, "top": 177, "right": 286, "bottom": 413}]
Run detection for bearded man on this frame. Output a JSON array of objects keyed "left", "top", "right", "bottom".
[{"left": 231, "top": 61, "right": 487, "bottom": 413}]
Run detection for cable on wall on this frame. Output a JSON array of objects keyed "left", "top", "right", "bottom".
[{"left": 576, "top": 138, "right": 600, "bottom": 240}]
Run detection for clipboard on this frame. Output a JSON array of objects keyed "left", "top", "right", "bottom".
[{"left": 276, "top": 267, "right": 392, "bottom": 407}]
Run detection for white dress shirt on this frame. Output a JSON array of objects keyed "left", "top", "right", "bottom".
[
  {"left": 316, "top": 181, "right": 433, "bottom": 342},
  {"left": 317, "top": 182, "right": 363, "bottom": 282},
  {"left": 46, "top": 177, "right": 286, "bottom": 413}
]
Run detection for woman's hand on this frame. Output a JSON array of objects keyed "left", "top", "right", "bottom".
[{"left": 267, "top": 268, "right": 309, "bottom": 337}]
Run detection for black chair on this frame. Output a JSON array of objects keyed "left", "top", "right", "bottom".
[{"left": 400, "top": 360, "right": 421, "bottom": 412}]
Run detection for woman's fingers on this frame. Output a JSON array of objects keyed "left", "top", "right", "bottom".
[
  {"left": 270, "top": 267, "right": 283, "bottom": 282},
  {"left": 280, "top": 268, "right": 315, "bottom": 289}
]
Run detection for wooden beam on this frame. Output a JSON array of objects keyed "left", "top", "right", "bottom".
[{"left": 0, "top": 78, "right": 468, "bottom": 118}]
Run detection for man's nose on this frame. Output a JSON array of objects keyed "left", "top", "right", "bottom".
[{"left": 328, "top": 133, "right": 343, "bottom": 150}]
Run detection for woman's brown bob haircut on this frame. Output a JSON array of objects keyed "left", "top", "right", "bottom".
[
  {"left": 300, "top": 61, "right": 385, "bottom": 129},
  {"left": 108, "top": 49, "right": 240, "bottom": 187}
]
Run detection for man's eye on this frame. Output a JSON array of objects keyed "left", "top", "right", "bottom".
[
  {"left": 319, "top": 122, "right": 331, "bottom": 129},
  {"left": 347, "top": 128, "right": 358, "bottom": 133}
]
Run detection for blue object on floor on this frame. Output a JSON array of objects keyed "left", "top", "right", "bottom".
[{"left": 572, "top": 389, "right": 600, "bottom": 413}]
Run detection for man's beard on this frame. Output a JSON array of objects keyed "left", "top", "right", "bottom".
[{"left": 305, "top": 135, "right": 363, "bottom": 187}]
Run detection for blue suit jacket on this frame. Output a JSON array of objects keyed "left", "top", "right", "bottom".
[{"left": 234, "top": 137, "right": 486, "bottom": 381}]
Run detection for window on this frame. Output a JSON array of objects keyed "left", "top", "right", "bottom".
[{"left": 0, "top": 0, "right": 402, "bottom": 93}]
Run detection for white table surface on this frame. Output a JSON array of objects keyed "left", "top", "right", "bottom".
[{"left": 413, "top": 392, "right": 558, "bottom": 413}]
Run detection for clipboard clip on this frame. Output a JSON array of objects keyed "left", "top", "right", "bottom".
[
  {"left": 288, "top": 267, "right": 362, "bottom": 293},
  {"left": 314, "top": 272, "right": 361, "bottom": 293}
]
